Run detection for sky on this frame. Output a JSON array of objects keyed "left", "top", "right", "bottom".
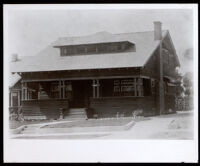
[{"left": 5, "top": 6, "right": 194, "bottom": 74}]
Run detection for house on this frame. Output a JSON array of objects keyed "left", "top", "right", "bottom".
[
  {"left": 9, "top": 73, "right": 21, "bottom": 110},
  {"left": 9, "top": 21, "right": 180, "bottom": 120},
  {"left": 9, "top": 72, "right": 22, "bottom": 120}
]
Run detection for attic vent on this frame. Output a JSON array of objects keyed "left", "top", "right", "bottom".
[{"left": 11, "top": 54, "right": 18, "bottom": 62}]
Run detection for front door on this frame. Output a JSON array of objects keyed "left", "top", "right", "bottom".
[
  {"left": 69, "top": 80, "right": 84, "bottom": 108},
  {"left": 69, "top": 80, "right": 92, "bottom": 108},
  {"left": 70, "top": 80, "right": 93, "bottom": 108}
]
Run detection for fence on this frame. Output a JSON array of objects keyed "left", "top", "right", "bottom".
[{"left": 175, "top": 96, "right": 193, "bottom": 111}]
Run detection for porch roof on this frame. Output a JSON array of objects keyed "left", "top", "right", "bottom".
[
  {"left": 10, "top": 30, "right": 168, "bottom": 73},
  {"left": 9, "top": 73, "right": 21, "bottom": 88}
]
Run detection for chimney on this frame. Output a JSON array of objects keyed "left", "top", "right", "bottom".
[
  {"left": 154, "top": 21, "right": 162, "bottom": 40},
  {"left": 11, "top": 53, "right": 18, "bottom": 62}
]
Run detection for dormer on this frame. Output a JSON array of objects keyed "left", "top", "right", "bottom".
[{"left": 55, "top": 41, "right": 135, "bottom": 56}]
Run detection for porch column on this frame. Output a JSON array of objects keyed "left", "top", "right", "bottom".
[
  {"left": 24, "top": 82, "right": 28, "bottom": 100},
  {"left": 18, "top": 91, "right": 21, "bottom": 106},
  {"left": 134, "top": 78, "right": 137, "bottom": 96},
  {"left": 38, "top": 83, "right": 41, "bottom": 99},
  {"left": 27, "top": 91, "right": 29, "bottom": 100},
  {"left": 92, "top": 79, "right": 96, "bottom": 98},
  {"left": 10, "top": 92, "right": 13, "bottom": 107},
  {"left": 22, "top": 82, "right": 27, "bottom": 100},
  {"left": 29, "top": 91, "right": 32, "bottom": 100},
  {"left": 62, "top": 80, "right": 65, "bottom": 99},
  {"left": 96, "top": 79, "right": 100, "bottom": 98},
  {"left": 59, "top": 80, "right": 62, "bottom": 99},
  {"left": 21, "top": 83, "right": 24, "bottom": 100}
]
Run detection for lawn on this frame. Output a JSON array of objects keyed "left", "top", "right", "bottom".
[
  {"left": 9, "top": 120, "right": 55, "bottom": 129},
  {"left": 41, "top": 118, "right": 134, "bottom": 128}
]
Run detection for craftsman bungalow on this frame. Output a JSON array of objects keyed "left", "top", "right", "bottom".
[{"left": 9, "top": 22, "right": 180, "bottom": 120}]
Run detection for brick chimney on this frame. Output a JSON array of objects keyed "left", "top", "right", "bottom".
[
  {"left": 154, "top": 21, "right": 162, "bottom": 40},
  {"left": 154, "top": 21, "right": 165, "bottom": 115}
]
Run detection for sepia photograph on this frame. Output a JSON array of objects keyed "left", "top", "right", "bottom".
[{"left": 3, "top": 4, "right": 198, "bottom": 163}]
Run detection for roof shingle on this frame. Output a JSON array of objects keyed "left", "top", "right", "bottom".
[{"left": 10, "top": 30, "right": 168, "bottom": 73}]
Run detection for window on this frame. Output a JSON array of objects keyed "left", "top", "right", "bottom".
[
  {"left": 113, "top": 80, "right": 121, "bottom": 96},
  {"left": 77, "top": 46, "right": 85, "bottom": 54},
  {"left": 61, "top": 47, "right": 69, "bottom": 56},
  {"left": 87, "top": 45, "right": 96, "bottom": 54},
  {"left": 114, "top": 86, "right": 120, "bottom": 92},
  {"left": 166, "top": 82, "right": 176, "bottom": 95},
  {"left": 60, "top": 48, "right": 64, "bottom": 56},
  {"left": 51, "top": 82, "right": 59, "bottom": 92},
  {"left": 117, "top": 45, "right": 122, "bottom": 51},
  {"left": 109, "top": 44, "right": 116, "bottom": 52},
  {"left": 60, "top": 41, "right": 134, "bottom": 56},
  {"left": 97, "top": 44, "right": 105, "bottom": 53},
  {"left": 51, "top": 82, "right": 59, "bottom": 98},
  {"left": 114, "top": 80, "right": 120, "bottom": 85},
  {"left": 112, "top": 78, "right": 145, "bottom": 97},
  {"left": 113, "top": 79, "right": 135, "bottom": 96},
  {"left": 121, "top": 85, "right": 134, "bottom": 92},
  {"left": 63, "top": 48, "right": 67, "bottom": 54},
  {"left": 121, "top": 79, "right": 134, "bottom": 85},
  {"left": 121, "top": 43, "right": 126, "bottom": 50}
]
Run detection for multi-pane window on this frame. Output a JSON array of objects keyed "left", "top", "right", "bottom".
[
  {"left": 77, "top": 46, "right": 85, "bottom": 54},
  {"left": 114, "top": 86, "right": 120, "bottom": 92},
  {"left": 121, "top": 79, "right": 135, "bottom": 96},
  {"left": 97, "top": 44, "right": 108, "bottom": 53},
  {"left": 60, "top": 42, "right": 134, "bottom": 56},
  {"left": 113, "top": 78, "right": 143, "bottom": 97},
  {"left": 113, "top": 80, "right": 121, "bottom": 96},
  {"left": 87, "top": 46, "right": 96, "bottom": 54},
  {"left": 165, "top": 82, "right": 176, "bottom": 95},
  {"left": 51, "top": 82, "right": 59, "bottom": 98},
  {"left": 63, "top": 48, "right": 67, "bottom": 54}
]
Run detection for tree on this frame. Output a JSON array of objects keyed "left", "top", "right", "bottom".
[{"left": 183, "top": 72, "right": 193, "bottom": 96}]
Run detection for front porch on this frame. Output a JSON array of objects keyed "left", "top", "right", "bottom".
[{"left": 19, "top": 74, "right": 156, "bottom": 120}]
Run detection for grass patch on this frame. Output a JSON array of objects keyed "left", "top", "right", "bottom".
[
  {"left": 42, "top": 118, "right": 133, "bottom": 129},
  {"left": 9, "top": 120, "right": 55, "bottom": 129}
]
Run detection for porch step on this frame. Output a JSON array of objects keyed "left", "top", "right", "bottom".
[
  {"left": 22, "top": 108, "right": 45, "bottom": 120},
  {"left": 64, "top": 108, "right": 87, "bottom": 119},
  {"left": 23, "top": 116, "right": 46, "bottom": 120}
]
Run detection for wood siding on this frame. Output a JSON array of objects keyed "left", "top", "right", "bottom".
[
  {"left": 21, "top": 99, "right": 69, "bottom": 119},
  {"left": 90, "top": 96, "right": 157, "bottom": 118},
  {"left": 141, "top": 47, "right": 159, "bottom": 78}
]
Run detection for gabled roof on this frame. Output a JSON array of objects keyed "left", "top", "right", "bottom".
[
  {"left": 54, "top": 31, "right": 132, "bottom": 46},
  {"left": 10, "top": 30, "right": 170, "bottom": 73}
]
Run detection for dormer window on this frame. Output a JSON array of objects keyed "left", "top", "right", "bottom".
[{"left": 58, "top": 41, "right": 135, "bottom": 56}]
